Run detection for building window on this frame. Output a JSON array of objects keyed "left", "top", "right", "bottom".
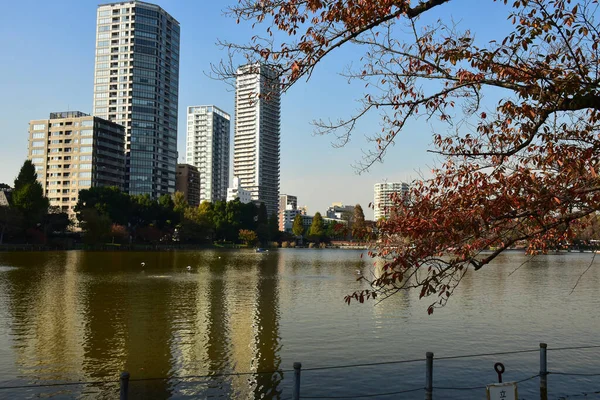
[
  {"left": 80, "top": 147, "right": 93, "bottom": 153},
  {"left": 31, "top": 141, "right": 44, "bottom": 147},
  {"left": 32, "top": 132, "right": 45, "bottom": 139},
  {"left": 32, "top": 124, "right": 46, "bottom": 130}
]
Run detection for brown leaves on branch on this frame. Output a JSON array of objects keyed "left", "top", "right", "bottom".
[{"left": 221, "top": 0, "right": 600, "bottom": 312}]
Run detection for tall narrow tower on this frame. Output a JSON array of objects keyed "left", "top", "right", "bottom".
[
  {"left": 93, "top": 1, "right": 180, "bottom": 198},
  {"left": 233, "top": 63, "right": 281, "bottom": 216},
  {"left": 186, "top": 105, "right": 230, "bottom": 203}
]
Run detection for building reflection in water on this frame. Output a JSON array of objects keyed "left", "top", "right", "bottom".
[{"left": 0, "top": 250, "right": 283, "bottom": 399}]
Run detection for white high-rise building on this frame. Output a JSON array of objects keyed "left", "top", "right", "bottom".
[
  {"left": 374, "top": 182, "right": 409, "bottom": 220},
  {"left": 93, "top": 1, "right": 180, "bottom": 198},
  {"left": 186, "top": 105, "right": 230, "bottom": 203},
  {"left": 233, "top": 63, "right": 281, "bottom": 216}
]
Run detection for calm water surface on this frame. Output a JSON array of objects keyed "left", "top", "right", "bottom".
[{"left": 0, "top": 249, "right": 598, "bottom": 399}]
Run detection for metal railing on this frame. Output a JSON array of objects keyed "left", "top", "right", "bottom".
[{"left": 0, "top": 342, "right": 598, "bottom": 399}]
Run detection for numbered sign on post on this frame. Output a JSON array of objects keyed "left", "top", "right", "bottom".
[{"left": 486, "top": 382, "right": 518, "bottom": 400}]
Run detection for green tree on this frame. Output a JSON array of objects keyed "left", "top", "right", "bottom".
[
  {"left": 240, "top": 201, "right": 258, "bottom": 231},
  {"left": 79, "top": 208, "right": 111, "bottom": 244},
  {"left": 256, "top": 203, "right": 270, "bottom": 244},
  {"left": 309, "top": 212, "right": 324, "bottom": 241},
  {"left": 180, "top": 205, "right": 213, "bottom": 243},
  {"left": 292, "top": 214, "right": 304, "bottom": 237},
  {"left": 76, "top": 186, "right": 130, "bottom": 225},
  {"left": 157, "top": 194, "right": 178, "bottom": 229},
  {"left": 352, "top": 204, "right": 367, "bottom": 240},
  {"left": 172, "top": 191, "right": 188, "bottom": 215},
  {"left": 43, "top": 207, "right": 71, "bottom": 237},
  {"left": 11, "top": 160, "right": 49, "bottom": 225},
  {"left": 268, "top": 213, "right": 280, "bottom": 242},
  {"left": 0, "top": 206, "right": 22, "bottom": 244}
]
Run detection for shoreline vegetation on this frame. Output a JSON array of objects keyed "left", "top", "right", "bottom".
[
  {"left": 3, "top": 243, "right": 600, "bottom": 254},
  {"left": 0, "top": 242, "right": 372, "bottom": 252},
  {"left": 1, "top": 170, "right": 376, "bottom": 251}
]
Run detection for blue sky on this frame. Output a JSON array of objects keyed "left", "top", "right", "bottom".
[{"left": 0, "top": 0, "right": 511, "bottom": 219}]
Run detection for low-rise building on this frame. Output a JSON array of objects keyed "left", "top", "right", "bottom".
[
  {"left": 279, "top": 194, "right": 298, "bottom": 231},
  {"left": 227, "top": 176, "right": 252, "bottom": 204},
  {"left": 326, "top": 202, "right": 355, "bottom": 219},
  {"left": 28, "top": 111, "right": 126, "bottom": 218},
  {"left": 281, "top": 206, "right": 302, "bottom": 233},
  {"left": 301, "top": 214, "right": 348, "bottom": 234},
  {"left": 175, "top": 164, "right": 201, "bottom": 207}
]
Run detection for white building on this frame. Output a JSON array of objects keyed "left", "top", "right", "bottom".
[
  {"left": 279, "top": 194, "right": 298, "bottom": 231},
  {"left": 233, "top": 63, "right": 280, "bottom": 216},
  {"left": 93, "top": 1, "right": 180, "bottom": 198},
  {"left": 227, "top": 177, "right": 252, "bottom": 204},
  {"left": 326, "top": 202, "right": 355, "bottom": 219},
  {"left": 374, "top": 182, "right": 409, "bottom": 220},
  {"left": 281, "top": 205, "right": 302, "bottom": 233},
  {"left": 186, "top": 105, "right": 230, "bottom": 203}
]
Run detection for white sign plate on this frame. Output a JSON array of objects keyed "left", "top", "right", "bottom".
[{"left": 486, "top": 382, "right": 518, "bottom": 400}]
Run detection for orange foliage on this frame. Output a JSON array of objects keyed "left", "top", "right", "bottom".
[{"left": 225, "top": 0, "right": 600, "bottom": 312}]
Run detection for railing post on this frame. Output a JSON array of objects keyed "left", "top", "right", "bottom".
[
  {"left": 293, "top": 362, "right": 302, "bottom": 400},
  {"left": 120, "top": 371, "right": 130, "bottom": 400},
  {"left": 540, "top": 343, "right": 548, "bottom": 400},
  {"left": 425, "top": 352, "right": 433, "bottom": 400}
]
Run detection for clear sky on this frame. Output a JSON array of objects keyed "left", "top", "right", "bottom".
[{"left": 0, "top": 0, "right": 510, "bottom": 219}]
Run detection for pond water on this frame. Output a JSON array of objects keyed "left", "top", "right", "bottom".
[{"left": 0, "top": 249, "right": 598, "bottom": 399}]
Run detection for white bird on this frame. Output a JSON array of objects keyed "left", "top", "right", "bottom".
[
  {"left": 141, "top": 262, "right": 146, "bottom": 267},
  {"left": 356, "top": 270, "right": 362, "bottom": 275},
  {"left": 218, "top": 257, "right": 221, "bottom": 259},
  {"left": 186, "top": 266, "right": 192, "bottom": 271}
]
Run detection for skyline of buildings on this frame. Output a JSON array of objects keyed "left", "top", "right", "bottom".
[
  {"left": 186, "top": 105, "right": 230, "bottom": 203},
  {"left": 28, "top": 111, "right": 126, "bottom": 218},
  {"left": 16, "top": 1, "right": 406, "bottom": 221},
  {"left": 92, "top": 1, "right": 181, "bottom": 198},
  {"left": 233, "top": 63, "right": 281, "bottom": 217}
]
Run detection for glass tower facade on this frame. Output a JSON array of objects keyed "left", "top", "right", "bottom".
[{"left": 93, "top": 1, "right": 180, "bottom": 197}]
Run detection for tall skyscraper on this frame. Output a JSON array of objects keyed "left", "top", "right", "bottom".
[
  {"left": 28, "top": 111, "right": 126, "bottom": 218},
  {"left": 374, "top": 182, "right": 409, "bottom": 220},
  {"left": 186, "top": 105, "right": 230, "bottom": 203},
  {"left": 93, "top": 1, "right": 180, "bottom": 198},
  {"left": 233, "top": 63, "right": 281, "bottom": 216}
]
